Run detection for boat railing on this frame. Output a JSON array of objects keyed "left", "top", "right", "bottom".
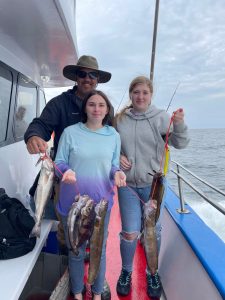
[{"left": 170, "top": 160, "right": 225, "bottom": 215}]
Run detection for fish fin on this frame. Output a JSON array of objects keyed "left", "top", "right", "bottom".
[{"left": 71, "top": 247, "right": 79, "bottom": 256}]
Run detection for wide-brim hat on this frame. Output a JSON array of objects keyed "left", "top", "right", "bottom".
[{"left": 63, "top": 55, "right": 111, "bottom": 83}]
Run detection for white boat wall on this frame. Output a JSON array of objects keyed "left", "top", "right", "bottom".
[{"left": 0, "top": 0, "right": 78, "bottom": 203}]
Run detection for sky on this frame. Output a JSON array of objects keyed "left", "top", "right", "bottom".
[{"left": 46, "top": 0, "right": 225, "bottom": 129}]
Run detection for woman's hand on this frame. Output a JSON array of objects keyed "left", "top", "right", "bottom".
[
  {"left": 114, "top": 171, "right": 126, "bottom": 187},
  {"left": 120, "top": 155, "right": 132, "bottom": 171},
  {"left": 62, "top": 169, "right": 76, "bottom": 184},
  {"left": 173, "top": 108, "right": 185, "bottom": 125}
]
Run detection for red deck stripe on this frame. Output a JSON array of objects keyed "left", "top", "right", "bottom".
[{"left": 105, "top": 191, "right": 151, "bottom": 300}]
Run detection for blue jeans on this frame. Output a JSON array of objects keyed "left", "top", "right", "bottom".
[
  {"left": 118, "top": 185, "right": 165, "bottom": 272},
  {"left": 61, "top": 210, "right": 111, "bottom": 295}
]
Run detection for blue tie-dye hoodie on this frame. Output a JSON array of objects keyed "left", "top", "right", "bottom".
[{"left": 54, "top": 122, "right": 121, "bottom": 216}]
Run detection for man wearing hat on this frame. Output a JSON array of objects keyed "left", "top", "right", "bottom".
[
  {"left": 25, "top": 55, "right": 112, "bottom": 155},
  {"left": 24, "top": 55, "right": 112, "bottom": 300}
]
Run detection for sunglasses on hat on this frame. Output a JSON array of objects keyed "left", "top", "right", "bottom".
[{"left": 76, "top": 70, "right": 98, "bottom": 80}]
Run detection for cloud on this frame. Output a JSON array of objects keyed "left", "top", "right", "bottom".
[{"left": 45, "top": 0, "right": 225, "bottom": 128}]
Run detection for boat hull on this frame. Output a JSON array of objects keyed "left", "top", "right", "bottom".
[{"left": 159, "top": 187, "right": 225, "bottom": 300}]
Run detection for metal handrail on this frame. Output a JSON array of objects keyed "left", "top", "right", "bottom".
[
  {"left": 170, "top": 160, "right": 225, "bottom": 215},
  {"left": 171, "top": 160, "right": 225, "bottom": 197}
]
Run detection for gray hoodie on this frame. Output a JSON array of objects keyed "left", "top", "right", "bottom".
[{"left": 116, "top": 104, "right": 189, "bottom": 188}]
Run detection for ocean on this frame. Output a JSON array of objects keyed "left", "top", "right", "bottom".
[{"left": 167, "top": 128, "right": 225, "bottom": 241}]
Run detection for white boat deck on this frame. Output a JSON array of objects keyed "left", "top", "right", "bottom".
[{"left": 0, "top": 220, "right": 53, "bottom": 300}]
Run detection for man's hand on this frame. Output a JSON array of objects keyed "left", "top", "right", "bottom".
[
  {"left": 114, "top": 171, "right": 126, "bottom": 187},
  {"left": 62, "top": 169, "right": 76, "bottom": 184},
  {"left": 26, "top": 136, "right": 48, "bottom": 154}
]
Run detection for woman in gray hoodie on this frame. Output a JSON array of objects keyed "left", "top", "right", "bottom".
[{"left": 114, "top": 76, "right": 189, "bottom": 298}]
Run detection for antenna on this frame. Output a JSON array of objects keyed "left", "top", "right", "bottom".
[{"left": 150, "top": 0, "right": 160, "bottom": 82}]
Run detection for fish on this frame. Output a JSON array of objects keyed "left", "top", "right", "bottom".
[
  {"left": 143, "top": 199, "right": 158, "bottom": 275},
  {"left": 30, "top": 156, "right": 54, "bottom": 238},
  {"left": 76, "top": 198, "right": 96, "bottom": 249},
  {"left": 67, "top": 194, "right": 89, "bottom": 255},
  {"left": 149, "top": 171, "right": 165, "bottom": 223},
  {"left": 87, "top": 199, "right": 108, "bottom": 285},
  {"left": 140, "top": 171, "right": 165, "bottom": 246}
]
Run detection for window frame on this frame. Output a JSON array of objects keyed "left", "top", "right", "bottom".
[
  {"left": 0, "top": 61, "right": 45, "bottom": 148},
  {"left": 13, "top": 73, "right": 38, "bottom": 141},
  {"left": 0, "top": 62, "right": 15, "bottom": 147}
]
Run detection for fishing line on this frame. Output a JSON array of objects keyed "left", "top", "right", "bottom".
[
  {"left": 145, "top": 110, "right": 179, "bottom": 207},
  {"left": 43, "top": 151, "right": 114, "bottom": 204},
  {"left": 115, "top": 86, "right": 128, "bottom": 114},
  {"left": 123, "top": 109, "right": 182, "bottom": 206},
  {"left": 159, "top": 108, "right": 182, "bottom": 172},
  {"left": 42, "top": 110, "right": 180, "bottom": 209},
  {"left": 42, "top": 152, "right": 80, "bottom": 195},
  {"left": 125, "top": 185, "right": 146, "bottom": 205},
  {"left": 40, "top": 153, "right": 110, "bottom": 300}
]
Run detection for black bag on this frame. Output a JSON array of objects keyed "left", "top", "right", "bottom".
[{"left": 0, "top": 188, "right": 36, "bottom": 259}]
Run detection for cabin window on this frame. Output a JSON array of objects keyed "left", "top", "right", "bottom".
[
  {"left": 39, "top": 89, "right": 46, "bottom": 116},
  {"left": 14, "top": 75, "right": 37, "bottom": 139},
  {"left": 0, "top": 66, "right": 13, "bottom": 143}
]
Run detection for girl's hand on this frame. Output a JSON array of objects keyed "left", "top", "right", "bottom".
[
  {"left": 173, "top": 108, "right": 184, "bottom": 124},
  {"left": 62, "top": 169, "right": 76, "bottom": 184},
  {"left": 120, "top": 155, "right": 132, "bottom": 171},
  {"left": 114, "top": 171, "right": 126, "bottom": 187}
]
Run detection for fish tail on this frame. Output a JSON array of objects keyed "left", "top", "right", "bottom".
[
  {"left": 73, "top": 248, "right": 79, "bottom": 256},
  {"left": 30, "top": 223, "right": 41, "bottom": 238}
]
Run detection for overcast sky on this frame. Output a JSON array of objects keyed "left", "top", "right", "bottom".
[{"left": 46, "top": 0, "right": 225, "bottom": 129}]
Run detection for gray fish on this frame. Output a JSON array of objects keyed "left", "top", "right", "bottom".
[
  {"left": 30, "top": 156, "right": 54, "bottom": 238},
  {"left": 88, "top": 199, "right": 108, "bottom": 285},
  {"left": 143, "top": 200, "right": 158, "bottom": 275},
  {"left": 67, "top": 195, "right": 89, "bottom": 255}
]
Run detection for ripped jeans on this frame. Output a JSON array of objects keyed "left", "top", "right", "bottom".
[{"left": 118, "top": 185, "right": 164, "bottom": 272}]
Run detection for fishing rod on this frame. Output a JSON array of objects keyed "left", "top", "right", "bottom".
[
  {"left": 115, "top": 86, "right": 128, "bottom": 114},
  {"left": 166, "top": 81, "right": 180, "bottom": 112}
]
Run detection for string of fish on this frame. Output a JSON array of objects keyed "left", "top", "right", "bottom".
[
  {"left": 122, "top": 109, "right": 181, "bottom": 275},
  {"left": 50, "top": 157, "right": 112, "bottom": 299}
]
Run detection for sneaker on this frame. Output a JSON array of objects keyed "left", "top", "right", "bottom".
[
  {"left": 91, "top": 279, "right": 111, "bottom": 300},
  {"left": 101, "top": 279, "right": 111, "bottom": 300},
  {"left": 116, "top": 269, "right": 132, "bottom": 296},
  {"left": 146, "top": 271, "right": 162, "bottom": 298},
  {"left": 70, "top": 285, "right": 86, "bottom": 297}
]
